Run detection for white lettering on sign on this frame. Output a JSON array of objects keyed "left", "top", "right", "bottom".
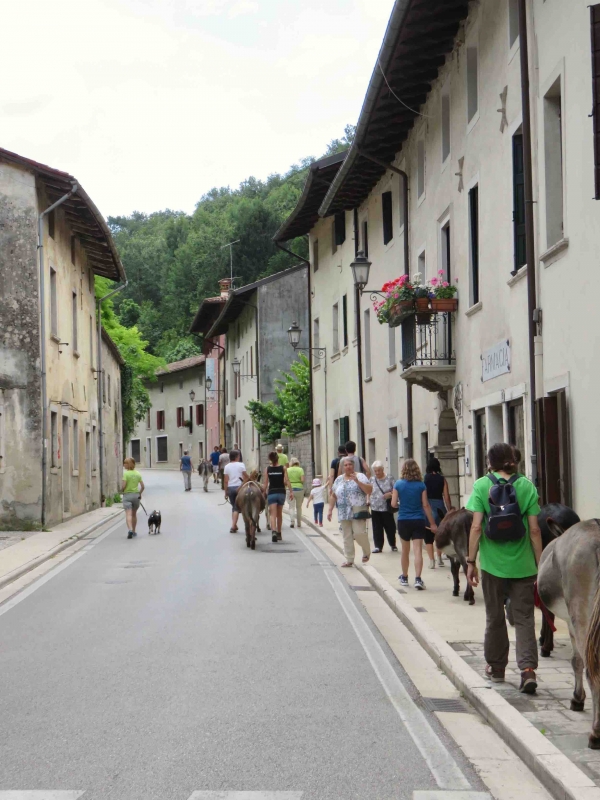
[{"left": 481, "top": 340, "right": 510, "bottom": 382}]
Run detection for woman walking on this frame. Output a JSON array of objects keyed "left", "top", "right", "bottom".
[
  {"left": 369, "top": 461, "right": 397, "bottom": 553},
  {"left": 307, "top": 478, "right": 327, "bottom": 526},
  {"left": 262, "top": 450, "right": 292, "bottom": 542},
  {"left": 424, "top": 457, "right": 454, "bottom": 567},
  {"left": 392, "top": 459, "right": 437, "bottom": 589},
  {"left": 327, "top": 456, "right": 372, "bottom": 567},
  {"left": 122, "top": 457, "right": 145, "bottom": 540},
  {"left": 286, "top": 457, "right": 305, "bottom": 528}
]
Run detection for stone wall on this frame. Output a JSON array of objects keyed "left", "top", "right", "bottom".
[{"left": 259, "top": 429, "right": 313, "bottom": 496}]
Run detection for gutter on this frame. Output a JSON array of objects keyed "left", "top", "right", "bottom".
[{"left": 38, "top": 183, "right": 78, "bottom": 527}]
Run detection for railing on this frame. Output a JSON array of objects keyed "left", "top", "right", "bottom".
[{"left": 400, "top": 312, "right": 455, "bottom": 368}]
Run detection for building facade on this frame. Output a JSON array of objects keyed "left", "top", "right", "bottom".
[
  {"left": 0, "top": 148, "right": 126, "bottom": 528},
  {"left": 130, "top": 355, "right": 206, "bottom": 470}
]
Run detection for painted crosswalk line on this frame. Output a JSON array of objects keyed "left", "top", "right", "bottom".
[
  {"left": 413, "top": 792, "right": 492, "bottom": 799},
  {"left": 188, "top": 794, "right": 303, "bottom": 799},
  {"left": 0, "top": 794, "right": 85, "bottom": 799}
]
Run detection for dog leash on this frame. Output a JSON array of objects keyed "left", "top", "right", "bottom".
[{"left": 139, "top": 499, "right": 148, "bottom": 516}]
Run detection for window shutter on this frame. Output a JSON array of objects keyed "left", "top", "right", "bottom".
[
  {"left": 334, "top": 212, "right": 346, "bottom": 246},
  {"left": 592, "top": 5, "right": 600, "bottom": 198}
]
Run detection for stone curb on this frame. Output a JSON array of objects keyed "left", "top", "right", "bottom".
[
  {"left": 0, "top": 507, "right": 124, "bottom": 593},
  {"left": 302, "top": 513, "right": 600, "bottom": 800}
]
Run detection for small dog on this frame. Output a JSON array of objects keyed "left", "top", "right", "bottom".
[{"left": 148, "top": 510, "right": 162, "bottom": 535}]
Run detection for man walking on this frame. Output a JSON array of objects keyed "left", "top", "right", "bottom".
[
  {"left": 180, "top": 450, "right": 193, "bottom": 492},
  {"left": 337, "top": 441, "right": 371, "bottom": 478},
  {"left": 210, "top": 445, "right": 221, "bottom": 483},
  {"left": 218, "top": 446, "right": 230, "bottom": 489},
  {"left": 466, "top": 442, "right": 542, "bottom": 694},
  {"left": 276, "top": 443, "right": 288, "bottom": 467}
]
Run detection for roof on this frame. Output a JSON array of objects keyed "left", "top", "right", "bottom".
[
  {"left": 206, "top": 264, "right": 307, "bottom": 338},
  {"left": 273, "top": 151, "right": 347, "bottom": 242},
  {"left": 319, "top": 0, "right": 469, "bottom": 216},
  {"left": 101, "top": 327, "right": 124, "bottom": 366},
  {"left": 0, "top": 147, "right": 126, "bottom": 282},
  {"left": 189, "top": 296, "right": 226, "bottom": 335},
  {"left": 156, "top": 354, "right": 206, "bottom": 377}
]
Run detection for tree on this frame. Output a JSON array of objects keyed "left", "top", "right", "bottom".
[{"left": 246, "top": 355, "right": 310, "bottom": 443}]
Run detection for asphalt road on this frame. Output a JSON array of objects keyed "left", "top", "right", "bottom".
[{"left": 0, "top": 470, "right": 483, "bottom": 800}]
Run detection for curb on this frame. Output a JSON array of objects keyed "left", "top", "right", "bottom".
[
  {"left": 0, "top": 507, "right": 123, "bottom": 593},
  {"left": 303, "top": 513, "right": 600, "bottom": 800}
]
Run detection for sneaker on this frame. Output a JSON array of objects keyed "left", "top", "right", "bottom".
[
  {"left": 428, "top": 559, "right": 436, "bottom": 569},
  {"left": 127, "top": 530, "right": 134, "bottom": 539},
  {"left": 414, "top": 577, "right": 425, "bottom": 590},
  {"left": 437, "top": 556, "right": 444, "bottom": 567},
  {"left": 519, "top": 669, "right": 538, "bottom": 694},
  {"left": 399, "top": 575, "right": 409, "bottom": 587},
  {"left": 392, "top": 546, "right": 398, "bottom": 552},
  {"left": 485, "top": 665, "right": 506, "bottom": 683}
]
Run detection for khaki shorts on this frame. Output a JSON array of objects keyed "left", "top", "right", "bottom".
[{"left": 122, "top": 493, "right": 140, "bottom": 511}]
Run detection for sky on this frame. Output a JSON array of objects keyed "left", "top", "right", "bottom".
[{"left": 1, "top": 0, "right": 393, "bottom": 217}]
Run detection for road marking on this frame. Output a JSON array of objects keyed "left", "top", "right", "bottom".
[
  {"left": 0, "top": 794, "right": 85, "bottom": 799},
  {"left": 413, "top": 793, "right": 492, "bottom": 799},
  {"left": 0, "top": 518, "right": 124, "bottom": 619},
  {"left": 295, "top": 529, "right": 471, "bottom": 792},
  {"left": 188, "top": 794, "right": 303, "bottom": 799}
]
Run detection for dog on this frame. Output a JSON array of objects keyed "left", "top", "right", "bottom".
[{"left": 148, "top": 510, "right": 162, "bottom": 535}]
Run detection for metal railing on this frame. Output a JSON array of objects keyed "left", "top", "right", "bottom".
[{"left": 401, "top": 312, "right": 455, "bottom": 368}]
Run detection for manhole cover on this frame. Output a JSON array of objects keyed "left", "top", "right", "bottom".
[
  {"left": 351, "top": 585, "right": 375, "bottom": 592},
  {"left": 421, "top": 697, "right": 472, "bottom": 714}
]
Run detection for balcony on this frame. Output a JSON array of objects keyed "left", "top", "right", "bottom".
[{"left": 400, "top": 312, "right": 456, "bottom": 393}]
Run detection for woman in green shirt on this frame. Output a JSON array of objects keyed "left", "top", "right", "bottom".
[
  {"left": 286, "top": 457, "right": 305, "bottom": 529},
  {"left": 121, "top": 457, "right": 145, "bottom": 540}
]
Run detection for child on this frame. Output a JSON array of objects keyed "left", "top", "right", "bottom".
[{"left": 307, "top": 478, "right": 327, "bottom": 526}]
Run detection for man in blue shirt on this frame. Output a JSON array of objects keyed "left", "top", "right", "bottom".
[
  {"left": 180, "top": 450, "right": 193, "bottom": 491},
  {"left": 210, "top": 445, "right": 221, "bottom": 482}
]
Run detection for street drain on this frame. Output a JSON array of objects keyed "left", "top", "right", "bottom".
[
  {"left": 415, "top": 606, "right": 428, "bottom": 612},
  {"left": 351, "top": 585, "right": 375, "bottom": 592},
  {"left": 421, "top": 697, "right": 472, "bottom": 714}
]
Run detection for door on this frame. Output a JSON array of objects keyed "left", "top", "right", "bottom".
[
  {"left": 156, "top": 436, "right": 168, "bottom": 463},
  {"left": 146, "top": 437, "right": 152, "bottom": 468},
  {"left": 474, "top": 410, "right": 487, "bottom": 478},
  {"left": 539, "top": 391, "right": 572, "bottom": 506},
  {"left": 62, "top": 415, "right": 70, "bottom": 514},
  {"left": 131, "top": 439, "right": 141, "bottom": 463},
  {"left": 507, "top": 399, "right": 526, "bottom": 475}
]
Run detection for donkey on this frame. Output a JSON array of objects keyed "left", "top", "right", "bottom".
[
  {"left": 236, "top": 478, "right": 265, "bottom": 550},
  {"left": 538, "top": 519, "right": 600, "bottom": 749},
  {"left": 434, "top": 509, "right": 475, "bottom": 605}
]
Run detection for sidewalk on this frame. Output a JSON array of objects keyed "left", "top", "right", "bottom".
[
  {"left": 300, "top": 506, "right": 600, "bottom": 800},
  {"left": 0, "top": 505, "right": 123, "bottom": 591}
]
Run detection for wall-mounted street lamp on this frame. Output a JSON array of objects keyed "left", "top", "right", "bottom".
[
  {"left": 205, "top": 376, "right": 224, "bottom": 393},
  {"left": 231, "top": 357, "right": 257, "bottom": 381},
  {"left": 287, "top": 322, "right": 326, "bottom": 360},
  {"left": 350, "top": 250, "right": 372, "bottom": 294},
  {"left": 189, "top": 389, "right": 196, "bottom": 402}
]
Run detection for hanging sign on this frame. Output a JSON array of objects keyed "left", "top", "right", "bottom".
[{"left": 481, "top": 340, "right": 510, "bottom": 382}]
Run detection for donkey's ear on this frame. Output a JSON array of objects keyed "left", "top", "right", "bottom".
[{"left": 546, "top": 518, "right": 565, "bottom": 540}]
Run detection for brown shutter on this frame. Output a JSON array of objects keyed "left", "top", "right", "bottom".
[{"left": 592, "top": 5, "right": 600, "bottom": 198}]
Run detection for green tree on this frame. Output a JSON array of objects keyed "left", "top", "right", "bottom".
[{"left": 246, "top": 355, "right": 310, "bottom": 443}]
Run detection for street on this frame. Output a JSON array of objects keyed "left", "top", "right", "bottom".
[{"left": 0, "top": 470, "right": 486, "bottom": 800}]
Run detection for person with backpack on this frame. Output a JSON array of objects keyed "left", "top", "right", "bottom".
[
  {"left": 466, "top": 442, "right": 543, "bottom": 695},
  {"left": 336, "top": 441, "right": 371, "bottom": 478}
]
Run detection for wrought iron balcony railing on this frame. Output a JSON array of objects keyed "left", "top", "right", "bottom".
[{"left": 400, "top": 311, "right": 455, "bottom": 369}]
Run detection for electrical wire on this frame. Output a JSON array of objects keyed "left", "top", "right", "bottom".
[{"left": 377, "top": 57, "right": 437, "bottom": 120}]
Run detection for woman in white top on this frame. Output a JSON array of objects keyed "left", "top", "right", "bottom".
[{"left": 223, "top": 450, "right": 249, "bottom": 533}]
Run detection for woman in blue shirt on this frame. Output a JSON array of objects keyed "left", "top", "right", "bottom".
[{"left": 392, "top": 459, "right": 438, "bottom": 590}]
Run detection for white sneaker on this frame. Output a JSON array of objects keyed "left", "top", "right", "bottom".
[{"left": 428, "top": 559, "right": 436, "bottom": 569}]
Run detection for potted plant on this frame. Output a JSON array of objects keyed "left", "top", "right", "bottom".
[
  {"left": 429, "top": 271, "right": 458, "bottom": 312},
  {"left": 184, "top": 419, "right": 192, "bottom": 430},
  {"left": 373, "top": 275, "right": 416, "bottom": 327},
  {"left": 412, "top": 273, "right": 433, "bottom": 324}
]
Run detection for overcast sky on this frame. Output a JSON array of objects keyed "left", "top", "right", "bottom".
[{"left": 2, "top": 0, "right": 392, "bottom": 217}]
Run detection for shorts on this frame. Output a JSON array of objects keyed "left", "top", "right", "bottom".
[
  {"left": 267, "top": 492, "right": 286, "bottom": 506},
  {"left": 212, "top": 464, "right": 219, "bottom": 474},
  {"left": 398, "top": 518, "right": 432, "bottom": 543},
  {"left": 227, "top": 486, "right": 240, "bottom": 510},
  {"left": 122, "top": 492, "right": 140, "bottom": 511}
]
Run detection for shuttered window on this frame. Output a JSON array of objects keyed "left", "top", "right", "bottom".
[
  {"left": 512, "top": 133, "right": 526, "bottom": 272},
  {"left": 592, "top": 5, "right": 600, "bottom": 198},
  {"left": 196, "top": 404, "right": 204, "bottom": 425},
  {"left": 382, "top": 191, "right": 393, "bottom": 244}
]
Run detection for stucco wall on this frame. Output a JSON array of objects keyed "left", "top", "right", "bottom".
[{"left": 101, "top": 340, "right": 123, "bottom": 501}]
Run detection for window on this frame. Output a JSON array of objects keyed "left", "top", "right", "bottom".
[
  {"left": 334, "top": 212, "right": 346, "bottom": 247},
  {"left": 196, "top": 404, "right": 204, "bottom": 425},
  {"left": 107, "top": 375, "right": 111, "bottom": 406},
  {"left": 388, "top": 325, "right": 396, "bottom": 367},
  {"left": 313, "top": 317, "right": 320, "bottom": 353},
  {"left": 146, "top": 410, "right": 151, "bottom": 429},
  {"left": 544, "top": 76, "right": 564, "bottom": 247},
  {"left": 62, "top": 416, "right": 70, "bottom": 512},
  {"left": 179, "top": 442, "right": 184, "bottom": 459},
  {"left": 160, "top": 383, "right": 164, "bottom": 393},
  {"left": 342, "top": 294, "right": 348, "bottom": 348},
  {"left": 368, "top": 438, "right": 376, "bottom": 468},
  {"left": 420, "top": 432, "right": 429, "bottom": 473},
  {"left": 176, "top": 407, "right": 185, "bottom": 427},
  {"left": 313, "top": 239, "right": 319, "bottom": 272},
  {"left": 364, "top": 309, "right": 372, "bottom": 379},
  {"left": 72, "top": 418, "right": 79, "bottom": 470},
  {"left": 441, "top": 220, "right": 451, "bottom": 281},
  {"left": 85, "top": 431, "right": 90, "bottom": 478},
  {"left": 389, "top": 427, "right": 398, "bottom": 477},
  {"left": 382, "top": 191, "right": 393, "bottom": 244},
  {"left": 48, "top": 209, "right": 55, "bottom": 240},
  {"left": 315, "top": 424, "right": 322, "bottom": 475},
  {"left": 417, "top": 141, "right": 425, "bottom": 198},
  {"left": 512, "top": 133, "right": 526, "bottom": 272},
  {"left": 157, "top": 436, "right": 168, "bottom": 462},
  {"left": 131, "top": 439, "right": 141, "bottom": 462},
  {"left": 592, "top": 4, "right": 600, "bottom": 198},
  {"left": 51, "top": 411, "right": 58, "bottom": 468},
  {"left": 250, "top": 346, "right": 253, "bottom": 377},
  {"left": 89, "top": 316, "right": 94, "bottom": 366},
  {"left": 92, "top": 424, "right": 97, "bottom": 471},
  {"left": 508, "top": 0, "right": 519, "bottom": 48},
  {"left": 469, "top": 185, "right": 480, "bottom": 304},
  {"left": 418, "top": 250, "right": 426, "bottom": 278},
  {"left": 70, "top": 236, "right": 76, "bottom": 265},
  {"left": 442, "top": 91, "right": 451, "bottom": 163},
  {"left": 340, "top": 416, "right": 350, "bottom": 446},
  {"left": 467, "top": 46, "right": 479, "bottom": 123},
  {"left": 179, "top": 380, "right": 184, "bottom": 390},
  {"left": 156, "top": 410, "right": 165, "bottom": 430},
  {"left": 474, "top": 410, "right": 487, "bottom": 478},
  {"left": 332, "top": 303, "right": 339, "bottom": 354},
  {"left": 50, "top": 268, "right": 58, "bottom": 337},
  {"left": 199, "top": 441, "right": 204, "bottom": 460}
]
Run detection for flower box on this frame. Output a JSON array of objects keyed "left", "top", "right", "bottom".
[
  {"left": 415, "top": 297, "right": 433, "bottom": 325},
  {"left": 387, "top": 300, "right": 414, "bottom": 327},
  {"left": 431, "top": 298, "right": 458, "bottom": 313}
]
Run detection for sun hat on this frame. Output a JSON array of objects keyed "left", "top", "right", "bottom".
[{"left": 312, "top": 478, "right": 322, "bottom": 486}]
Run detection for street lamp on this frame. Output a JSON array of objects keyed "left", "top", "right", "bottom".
[
  {"left": 189, "top": 389, "right": 196, "bottom": 402},
  {"left": 231, "top": 356, "right": 256, "bottom": 380},
  {"left": 205, "top": 375, "right": 213, "bottom": 391},
  {"left": 287, "top": 321, "right": 326, "bottom": 360},
  {"left": 350, "top": 250, "right": 372, "bottom": 294}
]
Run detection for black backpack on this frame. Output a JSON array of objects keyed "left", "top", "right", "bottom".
[{"left": 486, "top": 474, "right": 526, "bottom": 542}]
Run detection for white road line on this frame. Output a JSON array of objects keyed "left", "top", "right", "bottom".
[
  {"left": 413, "top": 793, "right": 492, "bottom": 799},
  {"left": 0, "top": 518, "right": 124, "bottom": 619},
  {"left": 188, "top": 794, "right": 303, "bottom": 799},
  {"left": 0, "top": 793, "right": 85, "bottom": 799},
  {"left": 295, "top": 529, "right": 471, "bottom": 792}
]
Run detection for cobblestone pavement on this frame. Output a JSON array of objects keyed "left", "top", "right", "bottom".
[
  {"left": 0, "top": 531, "right": 40, "bottom": 552},
  {"left": 457, "top": 637, "right": 600, "bottom": 784}
]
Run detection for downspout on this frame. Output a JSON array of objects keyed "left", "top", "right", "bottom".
[
  {"left": 38, "top": 183, "right": 78, "bottom": 527},
  {"left": 353, "top": 209, "right": 367, "bottom": 460},
  {"left": 204, "top": 336, "right": 226, "bottom": 449},
  {"left": 518, "top": 0, "right": 540, "bottom": 488},
  {"left": 97, "top": 280, "right": 128, "bottom": 505},
  {"left": 357, "top": 151, "right": 413, "bottom": 457}
]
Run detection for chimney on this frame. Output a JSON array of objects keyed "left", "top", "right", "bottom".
[{"left": 218, "top": 278, "right": 232, "bottom": 298}]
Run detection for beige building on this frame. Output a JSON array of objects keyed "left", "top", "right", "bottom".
[
  {"left": 278, "top": 0, "right": 600, "bottom": 515},
  {"left": 130, "top": 355, "right": 206, "bottom": 470},
  {"left": 0, "top": 148, "right": 126, "bottom": 528}
]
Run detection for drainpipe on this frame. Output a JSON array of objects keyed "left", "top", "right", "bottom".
[
  {"left": 97, "top": 280, "right": 128, "bottom": 505},
  {"left": 38, "top": 183, "right": 78, "bottom": 527},
  {"left": 518, "top": 0, "right": 540, "bottom": 488},
  {"left": 353, "top": 210, "right": 367, "bottom": 460},
  {"left": 356, "top": 151, "right": 413, "bottom": 457}
]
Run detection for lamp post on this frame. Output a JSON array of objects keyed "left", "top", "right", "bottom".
[
  {"left": 189, "top": 389, "right": 195, "bottom": 402},
  {"left": 350, "top": 250, "right": 373, "bottom": 462}
]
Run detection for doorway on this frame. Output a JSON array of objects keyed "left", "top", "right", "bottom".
[
  {"left": 538, "top": 390, "right": 572, "bottom": 506},
  {"left": 62, "top": 415, "right": 70, "bottom": 515},
  {"left": 146, "top": 437, "right": 152, "bottom": 468}
]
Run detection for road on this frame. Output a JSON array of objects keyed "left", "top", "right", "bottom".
[{"left": 0, "top": 470, "right": 487, "bottom": 800}]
